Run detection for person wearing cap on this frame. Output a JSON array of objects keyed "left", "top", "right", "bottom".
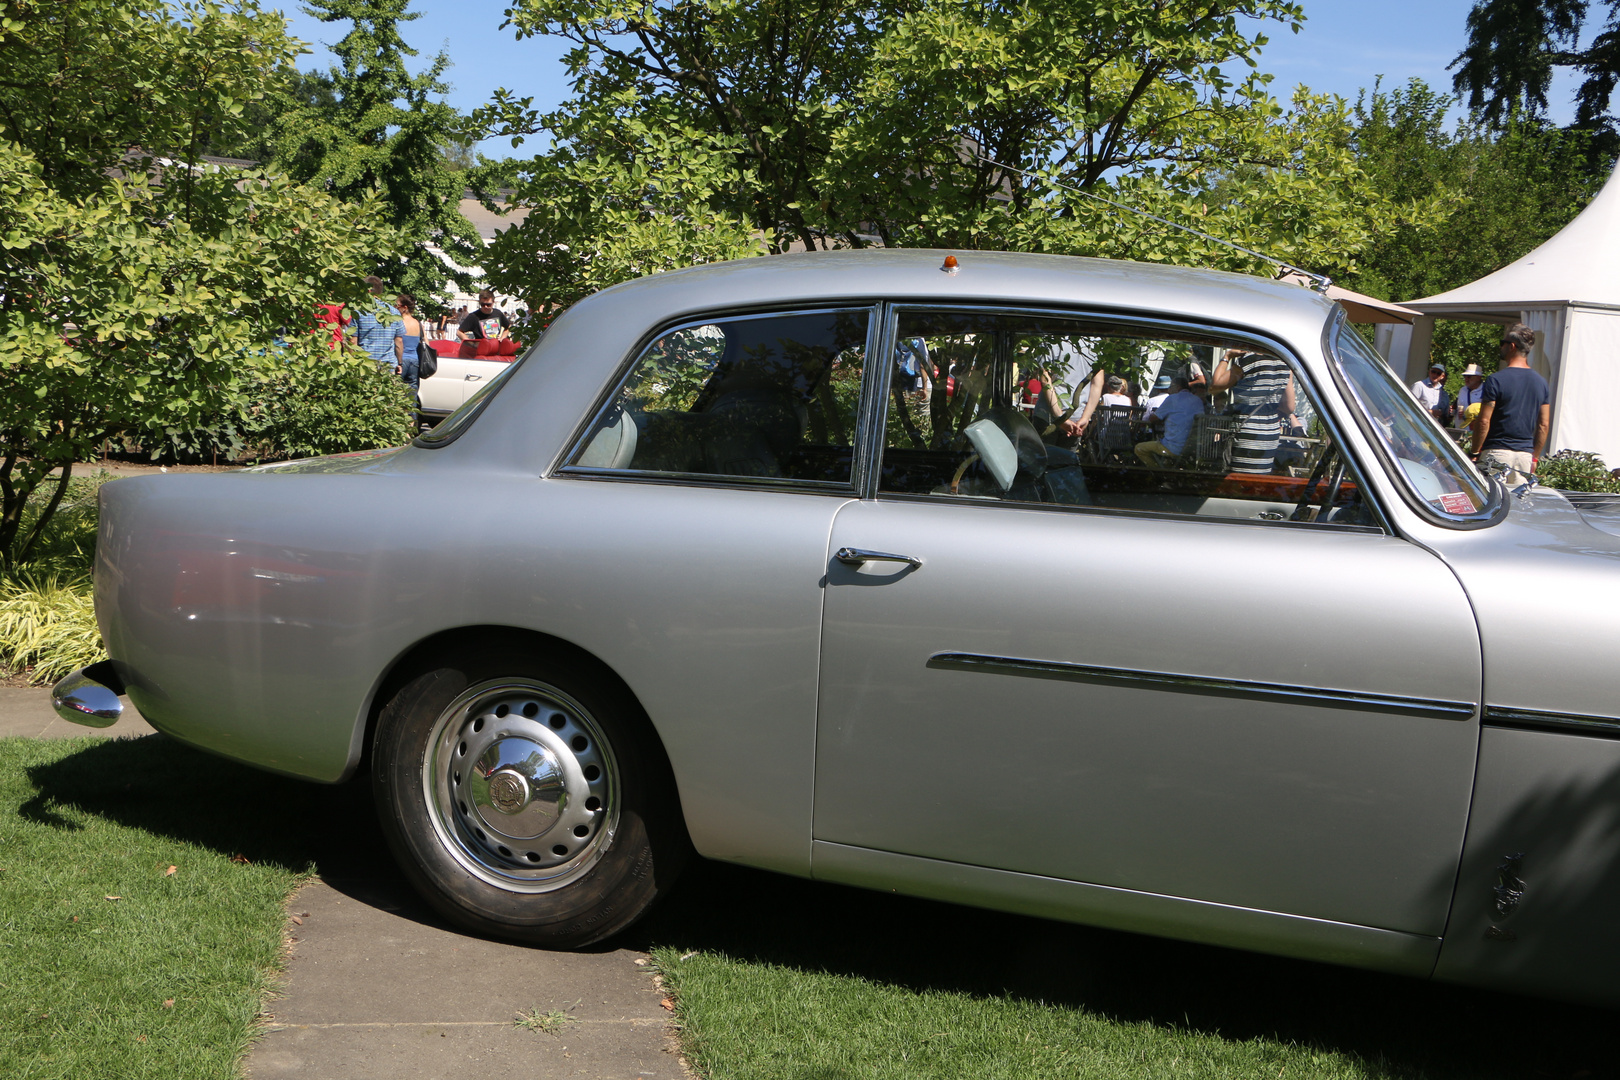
[
  {"left": 1143, "top": 372, "right": 1174, "bottom": 414},
  {"left": 1411, "top": 363, "right": 1451, "bottom": 424}
]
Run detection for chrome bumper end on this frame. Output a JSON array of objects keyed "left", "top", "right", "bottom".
[{"left": 50, "top": 662, "right": 126, "bottom": 729}]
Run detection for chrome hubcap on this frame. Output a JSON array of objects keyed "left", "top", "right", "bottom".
[{"left": 424, "top": 679, "right": 618, "bottom": 892}]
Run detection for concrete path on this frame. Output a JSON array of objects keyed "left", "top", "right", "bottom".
[
  {"left": 0, "top": 684, "right": 157, "bottom": 740},
  {"left": 3, "top": 683, "right": 685, "bottom": 1078},
  {"left": 250, "top": 879, "right": 684, "bottom": 1080}
]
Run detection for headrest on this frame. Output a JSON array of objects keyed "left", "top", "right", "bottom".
[{"left": 983, "top": 407, "right": 1048, "bottom": 480}]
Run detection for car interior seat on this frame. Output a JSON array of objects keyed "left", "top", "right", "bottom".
[
  {"left": 956, "top": 407, "right": 1090, "bottom": 504},
  {"left": 576, "top": 407, "right": 639, "bottom": 470}
]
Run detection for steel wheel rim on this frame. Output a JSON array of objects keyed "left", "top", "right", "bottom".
[{"left": 423, "top": 678, "right": 620, "bottom": 893}]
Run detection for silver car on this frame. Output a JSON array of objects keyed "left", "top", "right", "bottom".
[{"left": 54, "top": 251, "right": 1620, "bottom": 1008}]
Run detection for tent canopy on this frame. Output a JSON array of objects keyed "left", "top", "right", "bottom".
[
  {"left": 1378, "top": 161, "right": 1620, "bottom": 467},
  {"left": 1410, "top": 163, "right": 1620, "bottom": 314}
]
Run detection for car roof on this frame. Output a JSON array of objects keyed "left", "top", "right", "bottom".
[{"left": 581, "top": 249, "right": 1337, "bottom": 335}]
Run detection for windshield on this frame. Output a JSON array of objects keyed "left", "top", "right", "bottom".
[{"left": 1331, "top": 322, "right": 1498, "bottom": 523}]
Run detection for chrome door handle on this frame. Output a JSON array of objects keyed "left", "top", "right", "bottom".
[
  {"left": 835, "top": 547, "right": 921, "bottom": 569},
  {"left": 465, "top": 373, "right": 483, "bottom": 381}
]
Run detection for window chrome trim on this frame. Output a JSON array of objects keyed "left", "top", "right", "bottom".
[
  {"left": 865, "top": 302, "right": 1390, "bottom": 533},
  {"left": 554, "top": 303, "right": 881, "bottom": 489},
  {"left": 876, "top": 489, "right": 1384, "bottom": 533},
  {"left": 557, "top": 467, "right": 857, "bottom": 497},
  {"left": 1483, "top": 706, "right": 1620, "bottom": 739},
  {"left": 926, "top": 652, "right": 1477, "bottom": 721}
]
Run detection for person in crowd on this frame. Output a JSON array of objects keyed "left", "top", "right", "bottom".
[
  {"left": 1143, "top": 372, "right": 1174, "bottom": 414},
  {"left": 1134, "top": 375, "right": 1204, "bottom": 467},
  {"left": 1473, "top": 322, "right": 1551, "bottom": 484},
  {"left": 459, "top": 291, "right": 511, "bottom": 343},
  {"left": 1208, "top": 348, "right": 1296, "bottom": 474},
  {"left": 1100, "top": 374, "right": 1132, "bottom": 409},
  {"left": 351, "top": 275, "right": 397, "bottom": 367},
  {"left": 1456, "top": 363, "right": 1486, "bottom": 413},
  {"left": 1411, "top": 363, "right": 1451, "bottom": 424},
  {"left": 314, "top": 301, "right": 347, "bottom": 350},
  {"left": 392, "top": 294, "right": 424, "bottom": 390}
]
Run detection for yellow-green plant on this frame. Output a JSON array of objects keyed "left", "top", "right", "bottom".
[{"left": 0, "top": 573, "right": 101, "bottom": 684}]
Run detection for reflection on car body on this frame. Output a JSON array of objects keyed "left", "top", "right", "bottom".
[{"left": 57, "top": 250, "right": 1620, "bottom": 1009}]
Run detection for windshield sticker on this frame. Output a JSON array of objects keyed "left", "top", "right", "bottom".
[{"left": 1438, "top": 491, "right": 1476, "bottom": 515}]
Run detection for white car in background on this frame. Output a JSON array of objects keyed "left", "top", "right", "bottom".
[{"left": 418, "top": 343, "right": 524, "bottom": 421}]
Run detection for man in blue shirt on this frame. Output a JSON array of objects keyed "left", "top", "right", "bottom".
[
  {"left": 351, "top": 275, "right": 398, "bottom": 370},
  {"left": 1134, "top": 374, "right": 1205, "bottom": 468},
  {"left": 1472, "top": 322, "right": 1551, "bottom": 485}
]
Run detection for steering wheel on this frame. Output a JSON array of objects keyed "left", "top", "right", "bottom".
[{"left": 1291, "top": 446, "right": 1346, "bottom": 523}]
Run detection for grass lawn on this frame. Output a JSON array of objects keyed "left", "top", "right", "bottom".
[
  {"left": 0, "top": 735, "right": 334, "bottom": 1080},
  {"left": 639, "top": 862, "right": 1620, "bottom": 1080},
  {"left": 7, "top": 730, "right": 1617, "bottom": 1080}
]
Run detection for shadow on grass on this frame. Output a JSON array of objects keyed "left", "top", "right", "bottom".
[
  {"left": 633, "top": 864, "right": 1617, "bottom": 1080},
  {"left": 22, "top": 735, "right": 1618, "bottom": 1078},
  {"left": 21, "top": 733, "right": 412, "bottom": 901}
]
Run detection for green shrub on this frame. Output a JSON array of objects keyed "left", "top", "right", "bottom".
[
  {"left": 0, "top": 572, "right": 101, "bottom": 684},
  {"left": 135, "top": 354, "right": 417, "bottom": 465},
  {"left": 256, "top": 353, "right": 417, "bottom": 459},
  {"left": 1537, "top": 449, "right": 1620, "bottom": 493}
]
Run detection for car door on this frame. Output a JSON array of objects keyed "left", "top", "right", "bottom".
[
  {"left": 556, "top": 304, "right": 878, "bottom": 872},
  {"left": 811, "top": 306, "right": 1482, "bottom": 938}
]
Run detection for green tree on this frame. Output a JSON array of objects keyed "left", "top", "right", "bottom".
[
  {"left": 274, "top": 0, "right": 485, "bottom": 310},
  {"left": 0, "top": 0, "right": 405, "bottom": 569},
  {"left": 478, "top": 0, "right": 1393, "bottom": 302},
  {"left": 205, "top": 69, "right": 341, "bottom": 163},
  {"left": 1342, "top": 78, "right": 1611, "bottom": 374},
  {"left": 1452, "top": 0, "right": 1620, "bottom": 130},
  {"left": 0, "top": 0, "right": 298, "bottom": 201}
]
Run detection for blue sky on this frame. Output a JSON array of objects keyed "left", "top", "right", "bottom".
[{"left": 275, "top": 0, "right": 1586, "bottom": 158}]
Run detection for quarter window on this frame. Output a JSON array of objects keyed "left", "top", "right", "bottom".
[
  {"left": 878, "top": 310, "right": 1375, "bottom": 527},
  {"left": 570, "top": 309, "right": 871, "bottom": 485}
]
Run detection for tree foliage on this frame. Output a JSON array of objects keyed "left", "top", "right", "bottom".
[
  {"left": 474, "top": 0, "right": 1395, "bottom": 306},
  {"left": 1342, "top": 78, "right": 1612, "bottom": 375},
  {"left": 274, "top": 0, "right": 484, "bottom": 310},
  {"left": 0, "top": 0, "right": 406, "bottom": 569},
  {"left": 205, "top": 69, "right": 341, "bottom": 163},
  {"left": 1452, "top": 0, "right": 1620, "bottom": 130}
]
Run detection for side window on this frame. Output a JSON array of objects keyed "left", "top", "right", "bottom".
[
  {"left": 570, "top": 309, "right": 871, "bottom": 485},
  {"left": 878, "top": 310, "right": 1374, "bottom": 527}
]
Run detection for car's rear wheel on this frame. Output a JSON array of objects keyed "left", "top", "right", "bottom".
[{"left": 371, "top": 642, "right": 688, "bottom": 947}]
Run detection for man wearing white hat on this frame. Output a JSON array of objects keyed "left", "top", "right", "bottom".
[{"left": 1456, "top": 364, "right": 1486, "bottom": 413}]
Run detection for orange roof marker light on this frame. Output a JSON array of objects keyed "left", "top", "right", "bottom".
[{"left": 941, "top": 254, "right": 960, "bottom": 275}]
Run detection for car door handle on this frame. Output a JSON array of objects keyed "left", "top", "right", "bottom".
[
  {"left": 835, "top": 547, "right": 921, "bottom": 569},
  {"left": 465, "top": 373, "right": 483, "bottom": 381}
]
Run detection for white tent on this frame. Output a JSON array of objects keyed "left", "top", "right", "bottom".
[{"left": 1377, "top": 161, "right": 1620, "bottom": 465}]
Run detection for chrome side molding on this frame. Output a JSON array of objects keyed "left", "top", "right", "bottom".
[
  {"left": 50, "top": 664, "right": 125, "bottom": 729},
  {"left": 926, "top": 652, "right": 1477, "bottom": 721},
  {"left": 1484, "top": 705, "right": 1620, "bottom": 739}
]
